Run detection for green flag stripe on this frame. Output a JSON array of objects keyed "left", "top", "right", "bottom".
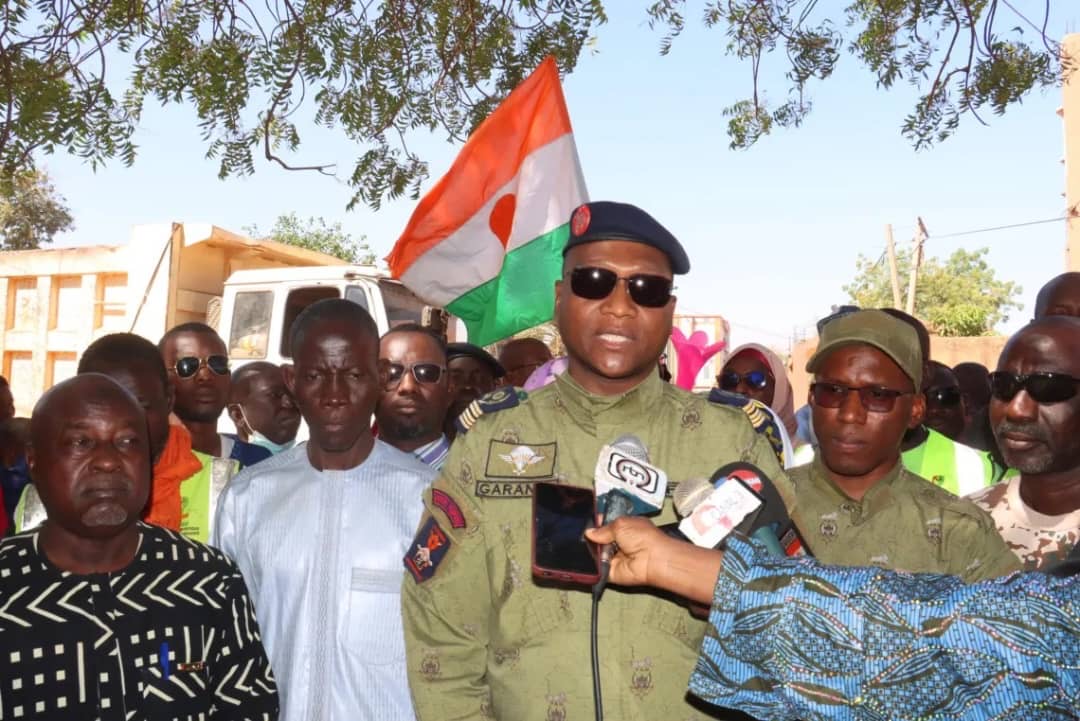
[{"left": 446, "top": 224, "right": 569, "bottom": 346}]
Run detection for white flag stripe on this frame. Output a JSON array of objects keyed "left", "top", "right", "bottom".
[{"left": 401, "top": 135, "right": 585, "bottom": 304}]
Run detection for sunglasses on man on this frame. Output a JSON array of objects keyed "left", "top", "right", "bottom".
[
  {"left": 810, "top": 382, "right": 912, "bottom": 413},
  {"left": 989, "top": 371, "right": 1080, "bottom": 404},
  {"left": 171, "top": 355, "right": 230, "bottom": 379},
  {"left": 567, "top": 267, "right": 673, "bottom": 308},
  {"left": 383, "top": 362, "right": 446, "bottom": 388},
  {"left": 718, "top": 370, "right": 771, "bottom": 391}
]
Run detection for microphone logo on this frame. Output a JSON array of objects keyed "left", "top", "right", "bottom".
[{"left": 606, "top": 451, "right": 661, "bottom": 494}]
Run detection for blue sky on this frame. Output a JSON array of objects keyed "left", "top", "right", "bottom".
[{"left": 46, "top": 4, "right": 1080, "bottom": 350}]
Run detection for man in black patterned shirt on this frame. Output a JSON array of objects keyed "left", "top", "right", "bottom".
[{"left": 0, "top": 374, "right": 278, "bottom": 720}]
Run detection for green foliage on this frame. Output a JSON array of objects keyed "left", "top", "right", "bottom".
[
  {"left": 244, "top": 213, "right": 375, "bottom": 265},
  {"left": 1, "top": 0, "right": 606, "bottom": 210},
  {"left": 843, "top": 247, "right": 1022, "bottom": 336},
  {"left": 0, "top": 0, "right": 1062, "bottom": 203},
  {"left": 0, "top": 170, "right": 74, "bottom": 250},
  {"left": 647, "top": 0, "right": 1062, "bottom": 149}
]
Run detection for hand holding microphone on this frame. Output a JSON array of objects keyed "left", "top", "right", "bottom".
[
  {"left": 585, "top": 518, "right": 722, "bottom": 606},
  {"left": 593, "top": 435, "right": 668, "bottom": 574},
  {"left": 594, "top": 434, "right": 668, "bottom": 517}
]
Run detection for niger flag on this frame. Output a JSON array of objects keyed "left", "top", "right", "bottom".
[{"left": 386, "top": 57, "right": 587, "bottom": 346}]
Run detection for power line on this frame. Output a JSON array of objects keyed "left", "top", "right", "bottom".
[
  {"left": 930, "top": 215, "right": 1065, "bottom": 239},
  {"left": 998, "top": 0, "right": 1052, "bottom": 41},
  {"left": 726, "top": 321, "right": 792, "bottom": 341}
]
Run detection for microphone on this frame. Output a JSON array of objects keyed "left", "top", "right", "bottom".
[
  {"left": 674, "top": 462, "right": 811, "bottom": 558},
  {"left": 673, "top": 471, "right": 762, "bottom": 549},
  {"left": 593, "top": 435, "right": 668, "bottom": 579},
  {"left": 594, "top": 434, "right": 668, "bottom": 520}
]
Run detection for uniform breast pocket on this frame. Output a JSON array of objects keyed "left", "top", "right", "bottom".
[
  {"left": 344, "top": 567, "right": 408, "bottom": 666},
  {"left": 138, "top": 661, "right": 211, "bottom": 719},
  {"left": 135, "top": 626, "right": 212, "bottom": 719}
]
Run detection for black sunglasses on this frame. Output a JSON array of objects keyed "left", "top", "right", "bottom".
[
  {"left": 568, "top": 267, "right": 673, "bottom": 308},
  {"left": 925, "top": 386, "right": 962, "bottom": 408},
  {"left": 989, "top": 371, "right": 1080, "bottom": 404},
  {"left": 718, "top": 370, "right": 771, "bottom": 391},
  {"left": 173, "top": 355, "right": 230, "bottom": 379},
  {"left": 384, "top": 362, "right": 445, "bottom": 387},
  {"left": 810, "top": 382, "right": 911, "bottom": 413}
]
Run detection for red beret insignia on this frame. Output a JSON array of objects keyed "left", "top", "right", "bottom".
[{"left": 571, "top": 205, "right": 591, "bottom": 236}]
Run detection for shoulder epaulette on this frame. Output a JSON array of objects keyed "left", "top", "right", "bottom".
[
  {"left": 455, "top": 386, "right": 528, "bottom": 435},
  {"left": 706, "top": 388, "right": 785, "bottom": 464}
]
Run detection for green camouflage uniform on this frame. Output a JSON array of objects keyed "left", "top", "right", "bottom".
[
  {"left": 401, "top": 372, "right": 792, "bottom": 721},
  {"left": 791, "top": 458, "right": 1021, "bottom": 582}
]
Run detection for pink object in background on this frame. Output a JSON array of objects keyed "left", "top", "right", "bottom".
[
  {"left": 669, "top": 327, "right": 726, "bottom": 390},
  {"left": 523, "top": 356, "right": 569, "bottom": 390}
]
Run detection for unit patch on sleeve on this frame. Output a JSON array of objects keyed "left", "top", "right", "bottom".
[
  {"left": 404, "top": 517, "right": 452, "bottom": 583},
  {"left": 431, "top": 489, "right": 467, "bottom": 529}
]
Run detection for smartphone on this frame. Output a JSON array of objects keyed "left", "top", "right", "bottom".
[{"left": 531, "top": 482, "right": 600, "bottom": 585}]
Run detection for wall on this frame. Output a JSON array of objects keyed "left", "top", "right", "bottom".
[
  {"left": 0, "top": 246, "right": 131, "bottom": 416},
  {"left": 788, "top": 334, "right": 1009, "bottom": 405},
  {"left": 1065, "top": 34, "right": 1080, "bottom": 270},
  {"left": 0, "top": 223, "right": 347, "bottom": 416}
]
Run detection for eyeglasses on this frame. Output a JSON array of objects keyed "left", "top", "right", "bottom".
[
  {"left": 810, "top": 382, "right": 911, "bottom": 413},
  {"left": 925, "top": 386, "right": 962, "bottom": 408},
  {"left": 568, "top": 267, "right": 673, "bottom": 308},
  {"left": 989, "top": 371, "right": 1080, "bottom": 404},
  {"left": 384, "top": 362, "right": 446, "bottom": 387},
  {"left": 718, "top": 370, "right": 771, "bottom": 391},
  {"left": 172, "top": 355, "right": 230, "bottom": 379}
]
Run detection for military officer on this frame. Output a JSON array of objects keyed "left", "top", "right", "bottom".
[
  {"left": 793, "top": 309, "right": 1019, "bottom": 580},
  {"left": 401, "top": 201, "right": 792, "bottom": 721}
]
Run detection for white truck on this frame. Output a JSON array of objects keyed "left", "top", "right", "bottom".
[
  {"left": 0, "top": 223, "right": 448, "bottom": 417},
  {"left": 220, "top": 265, "right": 444, "bottom": 367}
]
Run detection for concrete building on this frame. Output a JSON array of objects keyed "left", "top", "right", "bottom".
[
  {"left": 0, "top": 224, "right": 343, "bottom": 416},
  {"left": 1064, "top": 34, "right": 1080, "bottom": 269}
]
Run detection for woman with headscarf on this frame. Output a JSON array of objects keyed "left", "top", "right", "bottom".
[{"left": 718, "top": 344, "right": 802, "bottom": 447}]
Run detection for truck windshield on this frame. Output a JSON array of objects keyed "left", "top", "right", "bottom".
[
  {"left": 344, "top": 285, "right": 370, "bottom": 311},
  {"left": 379, "top": 279, "right": 425, "bottom": 328},
  {"left": 229, "top": 291, "right": 273, "bottom": 359},
  {"left": 279, "top": 286, "right": 341, "bottom": 357}
]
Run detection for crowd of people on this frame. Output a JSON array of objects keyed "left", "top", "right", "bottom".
[{"left": 0, "top": 199, "right": 1078, "bottom": 720}]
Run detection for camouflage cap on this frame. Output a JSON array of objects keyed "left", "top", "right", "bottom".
[{"left": 806, "top": 309, "right": 923, "bottom": 389}]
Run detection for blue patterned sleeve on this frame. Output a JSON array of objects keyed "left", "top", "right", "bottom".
[{"left": 689, "top": 538, "right": 1080, "bottom": 721}]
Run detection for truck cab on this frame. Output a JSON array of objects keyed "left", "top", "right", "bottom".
[
  {"left": 218, "top": 265, "right": 445, "bottom": 365},
  {"left": 215, "top": 265, "right": 452, "bottom": 442}
]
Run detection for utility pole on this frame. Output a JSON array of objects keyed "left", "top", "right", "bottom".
[
  {"left": 884, "top": 224, "right": 902, "bottom": 309},
  {"left": 904, "top": 217, "right": 928, "bottom": 315}
]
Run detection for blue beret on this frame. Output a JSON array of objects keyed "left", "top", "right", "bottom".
[{"left": 563, "top": 201, "right": 690, "bottom": 275}]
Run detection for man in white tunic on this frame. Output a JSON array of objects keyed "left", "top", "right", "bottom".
[{"left": 213, "top": 299, "right": 436, "bottom": 721}]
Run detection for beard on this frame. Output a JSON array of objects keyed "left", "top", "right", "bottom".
[
  {"left": 379, "top": 415, "right": 438, "bottom": 443},
  {"left": 995, "top": 420, "right": 1056, "bottom": 473}
]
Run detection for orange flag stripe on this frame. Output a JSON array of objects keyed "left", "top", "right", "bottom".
[{"left": 386, "top": 56, "right": 573, "bottom": 276}]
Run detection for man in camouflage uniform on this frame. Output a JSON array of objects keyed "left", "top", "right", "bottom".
[
  {"left": 401, "top": 201, "right": 791, "bottom": 721},
  {"left": 969, "top": 316, "right": 1080, "bottom": 570},
  {"left": 794, "top": 310, "right": 1019, "bottom": 581}
]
